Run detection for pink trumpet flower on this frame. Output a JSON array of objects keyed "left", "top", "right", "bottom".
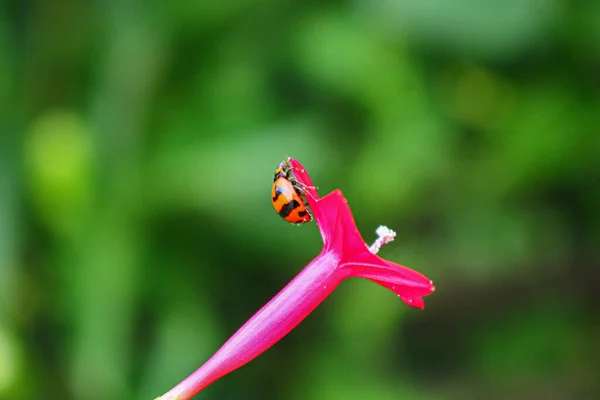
[{"left": 158, "top": 158, "right": 435, "bottom": 400}]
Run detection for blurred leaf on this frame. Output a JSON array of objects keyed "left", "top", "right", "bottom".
[
  {"left": 23, "top": 110, "right": 94, "bottom": 235},
  {"left": 0, "top": 324, "right": 19, "bottom": 395},
  {"left": 359, "top": 0, "right": 561, "bottom": 61}
]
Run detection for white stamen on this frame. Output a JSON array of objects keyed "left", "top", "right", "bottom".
[{"left": 369, "top": 225, "right": 397, "bottom": 254}]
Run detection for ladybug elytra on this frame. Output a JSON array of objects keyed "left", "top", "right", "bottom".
[{"left": 271, "top": 158, "right": 313, "bottom": 225}]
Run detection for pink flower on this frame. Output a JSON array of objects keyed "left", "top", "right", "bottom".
[{"left": 158, "top": 158, "right": 435, "bottom": 400}]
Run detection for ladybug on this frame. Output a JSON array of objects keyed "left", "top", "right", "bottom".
[{"left": 271, "top": 158, "right": 313, "bottom": 225}]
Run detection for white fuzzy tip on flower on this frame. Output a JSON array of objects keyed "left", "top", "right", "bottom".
[{"left": 369, "top": 225, "right": 397, "bottom": 254}]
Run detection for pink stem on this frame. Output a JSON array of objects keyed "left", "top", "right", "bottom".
[{"left": 160, "top": 250, "right": 344, "bottom": 399}]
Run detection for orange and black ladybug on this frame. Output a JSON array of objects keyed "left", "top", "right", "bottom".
[{"left": 271, "top": 158, "right": 313, "bottom": 225}]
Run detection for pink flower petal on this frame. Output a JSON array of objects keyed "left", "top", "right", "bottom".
[{"left": 289, "top": 159, "right": 434, "bottom": 308}]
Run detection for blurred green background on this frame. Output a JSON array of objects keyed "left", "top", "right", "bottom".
[{"left": 1, "top": 0, "right": 599, "bottom": 399}]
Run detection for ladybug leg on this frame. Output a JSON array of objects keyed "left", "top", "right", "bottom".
[
  {"left": 288, "top": 177, "right": 318, "bottom": 193},
  {"left": 295, "top": 180, "right": 319, "bottom": 192},
  {"left": 291, "top": 182, "right": 319, "bottom": 211},
  {"left": 287, "top": 164, "right": 318, "bottom": 189}
]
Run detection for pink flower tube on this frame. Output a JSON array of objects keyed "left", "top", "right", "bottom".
[{"left": 158, "top": 158, "right": 435, "bottom": 399}]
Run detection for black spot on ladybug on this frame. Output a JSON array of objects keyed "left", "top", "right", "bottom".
[
  {"left": 298, "top": 210, "right": 308, "bottom": 217},
  {"left": 278, "top": 199, "right": 300, "bottom": 218}
]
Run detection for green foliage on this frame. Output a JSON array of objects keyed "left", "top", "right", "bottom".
[{"left": 1, "top": 0, "right": 599, "bottom": 399}]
